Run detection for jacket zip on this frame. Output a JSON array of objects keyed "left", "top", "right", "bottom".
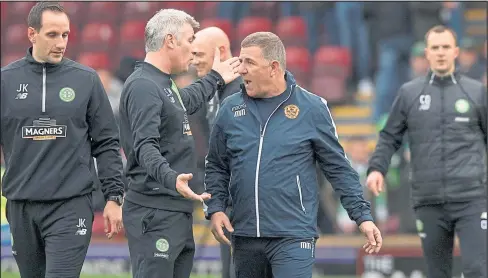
[
  {"left": 42, "top": 66, "right": 46, "bottom": 113},
  {"left": 440, "top": 82, "right": 446, "bottom": 201},
  {"left": 296, "top": 175, "right": 306, "bottom": 213},
  {"left": 254, "top": 85, "right": 295, "bottom": 237}
]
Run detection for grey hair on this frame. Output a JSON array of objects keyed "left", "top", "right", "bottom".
[
  {"left": 241, "top": 32, "right": 286, "bottom": 70},
  {"left": 145, "top": 9, "right": 199, "bottom": 53}
]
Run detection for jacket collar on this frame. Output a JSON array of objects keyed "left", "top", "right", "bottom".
[
  {"left": 240, "top": 70, "right": 297, "bottom": 95},
  {"left": 426, "top": 69, "right": 461, "bottom": 86},
  {"left": 25, "top": 47, "right": 66, "bottom": 73},
  {"left": 134, "top": 61, "right": 172, "bottom": 86}
]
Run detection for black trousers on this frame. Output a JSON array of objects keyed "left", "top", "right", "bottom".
[
  {"left": 123, "top": 200, "right": 195, "bottom": 278},
  {"left": 414, "top": 199, "right": 487, "bottom": 278},
  {"left": 6, "top": 194, "right": 94, "bottom": 278}
]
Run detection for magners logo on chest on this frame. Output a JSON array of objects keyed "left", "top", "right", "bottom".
[{"left": 22, "top": 118, "right": 67, "bottom": 140}]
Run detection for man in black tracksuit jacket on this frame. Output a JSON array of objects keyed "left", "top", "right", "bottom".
[
  {"left": 367, "top": 26, "right": 487, "bottom": 278},
  {"left": 0, "top": 3, "right": 125, "bottom": 278},
  {"left": 118, "top": 9, "right": 241, "bottom": 278}
]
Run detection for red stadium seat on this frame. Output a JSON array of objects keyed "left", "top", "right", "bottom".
[
  {"left": 81, "top": 23, "right": 117, "bottom": 51},
  {"left": 286, "top": 47, "right": 311, "bottom": 73},
  {"left": 6, "top": 24, "right": 28, "bottom": 47},
  {"left": 123, "top": 2, "right": 160, "bottom": 20},
  {"left": 7, "top": 2, "right": 36, "bottom": 23},
  {"left": 86, "top": 2, "right": 120, "bottom": 23},
  {"left": 249, "top": 2, "right": 279, "bottom": 17},
  {"left": 120, "top": 20, "right": 146, "bottom": 44},
  {"left": 313, "top": 46, "right": 352, "bottom": 77},
  {"left": 199, "top": 2, "right": 220, "bottom": 19},
  {"left": 78, "top": 52, "right": 110, "bottom": 70},
  {"left": 2, "top": 52, "right": 25, "bottom": 67},
  {"left": 59, "top": 2, "right": 86, "bottom": 24},
  {"left": 200, "top": 18, "right": 233, "bottom": 41},
  {"left": 236, "top": 17, "right": 273, "bottom": 41},
  {"left": 1, "top": 2, "right": 8, "bottom": 24},
  {"left": 276, "top": 16, "right": 307, "bottom": 46},
  {"left": 311, "top": 75, "right": 348, "bottom": 104},
  {"left": 163, "top": 2, "right": 197, "bottom": 15},
  {"left": 289, "top": 70, "right": 309, "bottom": 88}
]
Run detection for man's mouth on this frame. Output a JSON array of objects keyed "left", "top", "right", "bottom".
[{"left": 244, "top": 80, "right": 251, "bottom": 85}]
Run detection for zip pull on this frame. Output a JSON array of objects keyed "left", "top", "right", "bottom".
[{"left": 42, "top": 66, "right": 47, "bottom": 113}]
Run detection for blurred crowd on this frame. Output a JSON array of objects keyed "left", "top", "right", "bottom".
[{"left": 1, "top": 1, "right": 487, "bottom": 237}]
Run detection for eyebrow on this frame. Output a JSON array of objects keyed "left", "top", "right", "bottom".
[{"left": 45, "top": 29, "right": 70, "bottom": 34}]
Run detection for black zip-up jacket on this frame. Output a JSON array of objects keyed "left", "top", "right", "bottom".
[
  {"left": 368, "top": 71, "right": 487, "bottom": 207},
  {"left": 118, "top": 61, "right": 225, "bottom": 213},
  {"left": 206, "top": 76, "right": 242, "bottom": 126},
  {"left": 1, "top": 48, "right": 125, "bottom": 201}
]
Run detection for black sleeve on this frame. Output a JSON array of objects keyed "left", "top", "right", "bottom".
[
  {"left": 126, "top": 79, "right": 179, "bottom": 191},
  {"left": 313, "top": 98, "right": 373, "bottom": 225},
  {"left": 179, "top": 70, "right": 225, "bottom": 115},
  {"left": 481, "top": 85, "right": 487, "bottom": 146},
  {"left": 87, "top": 73, "right": 125, "bottom": 200},
  {"left": 368, "top": 86, "right": 408, "bottom": 176}
]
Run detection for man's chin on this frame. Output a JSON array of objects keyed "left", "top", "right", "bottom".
[{"left": 47, "top": 57, "right": 63, "bottom": 64}]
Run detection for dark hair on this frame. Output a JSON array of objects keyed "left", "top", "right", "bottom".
[
  {"left": 424, "top": 25, "right": 458, "bottom": 46},
  {"left": 27, "top": 2, "right": 67, "bottom": 31}
]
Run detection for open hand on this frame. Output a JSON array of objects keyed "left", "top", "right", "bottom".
[
  {"left": 176, "top": 173, "right": 211, "bottom": 202},
  {"left": 359, "top": 221, "right": 383, "bottom": 254},
  {"left": 103, "top": 201, "right": 123, "bottom": 239},
  {"left": 211, "top": 47, "right": 241, "bottom": 84}
]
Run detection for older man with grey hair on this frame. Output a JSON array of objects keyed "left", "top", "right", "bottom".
[
  {"left": 204, "top": 32, "right": 382, "bottom": 277},
  {"left": 118, "top": 9, "right": 241, "bottom": 278}
]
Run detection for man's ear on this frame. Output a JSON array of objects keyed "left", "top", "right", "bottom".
[
  {"left": 165, "top": 34, "right": 176, "bottom": 49},
  {"left": 28, "top": 27, "right": 37, "bottom": 44},
  {"left": 453, "top": 46, "right": 460, "bottom": 59},
  {"left": 218, "top": 45, "right": 226, "bottom": 61},
  {"left": 270, "top": 60, "right": 280, "bottom": 77}
]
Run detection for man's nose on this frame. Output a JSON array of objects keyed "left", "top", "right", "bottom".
[
  {"left": 237, "top": 63, "right": 246, "bottom": 75},
  {"left": 55, "top": 38, "right": 67, "bottom": 50}
]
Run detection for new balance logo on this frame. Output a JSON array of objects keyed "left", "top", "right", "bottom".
[
  {"left": 15, "top": 93, "right": 28, "bottom": 99},
  {"left": 300, "top": 242, "right": 312, "bottom": 249},
  {"left": 75, "top": 218, "right": 87, "bottom": 235}
]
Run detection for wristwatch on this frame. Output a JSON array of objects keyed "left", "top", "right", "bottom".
[
  {"left": 216, "top": 80, "right": 225, "bottom": 91},
  {"left": 107, "top": 195, "right": 124, "bottom": 206}
]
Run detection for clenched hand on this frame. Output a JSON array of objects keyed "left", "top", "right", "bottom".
[
  {"left": 366, "top": 171, "right": 385, "bottom": 197},
  {"left": 210, "top": 211, "right": 234, "bottom": 246}
]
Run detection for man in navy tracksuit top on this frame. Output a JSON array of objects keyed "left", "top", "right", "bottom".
[{"left": 204, "top": 32, "right": 383, "bottom": 278}]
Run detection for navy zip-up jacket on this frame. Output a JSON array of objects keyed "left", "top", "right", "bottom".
[{"left": 204, "top": 72, "right": 373, "bottom": 238}]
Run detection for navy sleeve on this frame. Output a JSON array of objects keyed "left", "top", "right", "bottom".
[
  {"left": 126, "top": 79, "right": 179, "bottom": 191},
  {"left": 367, "top": 86, "right": 408, "bottom": 176},
  {"left": 179, "top": 70, "right": 225, "bottom": 115},
  {"left": 87, "top": 73, "right": 125, "bottom": 200},
  {"left": 203, "top": 109, "right": 231, "bottom": 220},
  {"left": 312, "top": 97, "right": 373, "bottom": 225}
]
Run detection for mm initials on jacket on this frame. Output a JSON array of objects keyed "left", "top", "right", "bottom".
[{"left": 232, "top": 103, "right": 246, "bottom": 117}]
